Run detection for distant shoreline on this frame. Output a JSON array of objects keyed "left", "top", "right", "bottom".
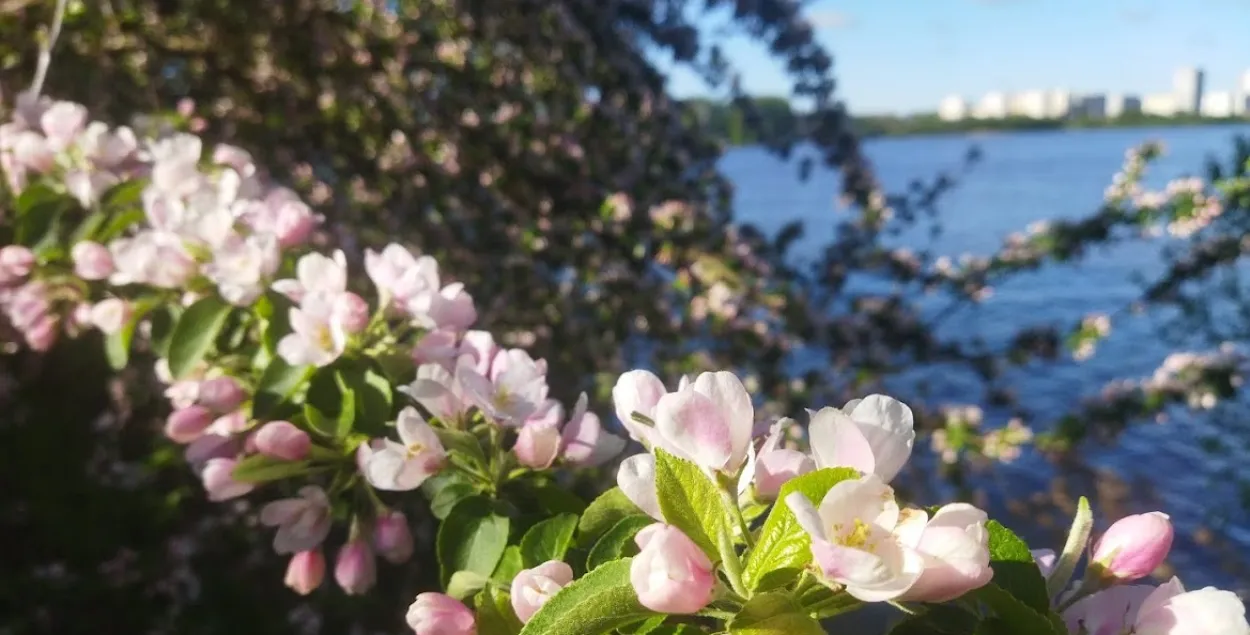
[{"left": 852, "top": 114, "right": 1250, "bottom": 139}]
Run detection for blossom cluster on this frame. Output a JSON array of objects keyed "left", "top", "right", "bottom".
[
  {"left": 929, "top": 405, "right": 1034, "bottom": 466},
  {"left": 5, "top": 93, "right": 1247, "bottom": 635}
]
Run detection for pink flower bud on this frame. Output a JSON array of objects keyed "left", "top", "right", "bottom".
[
  {"left": 406, "top": 593, "right": 476, "bottom": 635},
  {"left": 197, "top": 376, "right": 246, "bottom": 413},
  {"left": 334, "top": 539, "right": 376, "bottom": 595},
  {"left": 90, "top": 298, "right": 131, "bottom": 335},
  {"left": 1092, "top": 512, "right": 1174, "bottom": 581},
  {"left": 284, "top": 550, "right": 325, "bottom": 595},
  {"left": 0, "top": 245, "right": 35, "bottom": 284},
  {"left": 372, "top": 511, "right": 415, "bottom": 564},
  {"left": 213, "top": 409, "right": 249, "bottom": 434},
  {"left": 165, "top": 405, "right": 215, "bottom": 443},
  {"left": 514, "top": 422, "right": 561, "bottom": 469},
  {"left": 510, "top": 560, "right": 574, "bottom": 623},
  {"left": 68, "top": 302, "right": 93, "bottom": 330},
  {"left": 71, "top": 241, "right": 115, "bottom": 280},
  {"left": 22, "top": 315, "right": 59, "bottom": 351},
  {"left": 6, "top": 283, "right": 48, "bottom": 330},
  {"left": 200, "top": 457, "right": 254, "bottom": 501},
  {"left": 333, "top": 292, "right": 370, "bottom": 334},
  {"left": 629, "top": 524, "right": 715, "bottom": 614},
  {"left": 254, "top": 421, "right": 311, "bottom": 461}
]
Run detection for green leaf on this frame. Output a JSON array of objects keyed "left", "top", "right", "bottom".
[
  {"left": 742, "top": 467, "right": 859, "bottom": 590},
  {"left": 437, "top": 496, "right": 510, "bottom": 586},
  {"left": 492, "top": 545, "right": 524, "bottom": 583},
  {"left": 103, "top": 300, "right": 156, "bottom": 370},
  {"left": 431, "top": 482, "right": 478, "bottom": 520},
  {"left": 653, "top": 449, "right": 730, "bottom": 560},
  {"left": 333, "top": 371, "right": 357, "bottom": 438},
  {"left": 531, "top": 483, "right": 588, "bottom": 516},
  {"left": 517, "top": 558, "right": 658, "bottom": 635},
  {"left": 888, "top": 605, "right": 982, "bottom": 634},
  {"left": 727, "top": 613, "right": 825, "bottom": 635},
  {"left": 302, "top": 404, "right": 336, "bottom": 438},
  {"left": 257, "top": 292, "right": 293, "bottom": 354},
  {"left": 253, "top": 358, "right": 312, "bottom": 419},
  {"left": 167, "top": 296, "right": 233, "bottom": 379},
  {"left": 972, "top": 583, "right": 1065, "bottom": 635},
  {"left": 520, "top": 513, "right": 578, "bottom": 567},
  {"left": 621, "top": 615, "right": 667, "bottom": 634},
  {"left": 14, "top": 184, "right": 71, "bottom": 248},
  {"left": 96, "top": 208, "right": 145, "bottom": 243},
  {"left": 576, "top": 487, "right": 642, "bottom": 548},
  {"left": 586, "top": 515, "right": 652, "bottom": 571},
  {"left": 147, "top": 304, "right": 180, "bottom": 358},
  {"left": 231, "top": 455, "right": 312, "bottom": 483},
  {"left": 475, "top": 585, "right": 523, "bottom": 635},
  {"left": 729, "top": 592, "right": 801, "bottom": 628},
  {"left": 985, "top": 521, "right": 1052, "bottom": 613},
  {"left": 446, "top": 571, "right": 490, "bottom": 601},
  {"left": 434, "top": 428, "right": 488, "bottom": 467}
]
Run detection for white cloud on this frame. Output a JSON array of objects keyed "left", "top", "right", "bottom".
[{"left": 807, "top": 9, "right": 856, "bottom": 30}]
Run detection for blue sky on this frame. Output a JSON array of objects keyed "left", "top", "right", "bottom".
[{"left": 663, "top": 0, "right": 1250, "bottom": 115}]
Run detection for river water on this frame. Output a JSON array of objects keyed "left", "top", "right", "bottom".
[{"left": 722, "top": 124, "right": 1250, "bottom": 592}]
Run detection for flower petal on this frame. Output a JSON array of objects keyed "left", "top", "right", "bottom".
[
  {"left": 691, "top": 371, "right": 754, "bottom": 472},
  {"left": 808, "top": 407, "right": 877, "bottom": 476},
  {"left": 618, "top": 454, "right": 662, "bottom": 520},
  {"left": 654, "top": 390, "right": 733, "bottom": 471}
]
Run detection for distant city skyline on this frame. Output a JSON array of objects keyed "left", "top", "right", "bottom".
[{"left": 662, "top": 0, "right": 1250, "bottom": 115}]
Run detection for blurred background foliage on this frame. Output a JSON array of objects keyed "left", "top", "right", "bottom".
[{"left": 2, "top": 0, "right": 1249, "bottom": 633}]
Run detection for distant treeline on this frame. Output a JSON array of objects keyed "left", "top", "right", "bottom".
[{"left": 683, "top": 97, "right": 1250, "bottom": 142}]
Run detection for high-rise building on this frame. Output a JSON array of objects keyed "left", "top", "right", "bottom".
[
  {"left": 1009, "top": 90, "right": 1050, "bottom": 119},
  {"left": 1106, "top": 94, "right": 1142, "bottom": 119},
  {"left": 1173, "top": 67, "right": 1205, "bottom": 114},
  {"left": 938, "top": 95, "right": 969, "bottom": 121},
  {"left": 1047, "top": 90, "right": 1073, "bottom": 119},
  {"left": 1142, "top": 93, "right": 1176, "bottom": 117},
  {"left": 973, "top": 92, "right": 1009, "bottom": 119},
  {"left": 1201, "top": 91, "right": 1236, "bottom": 118},
  {"left": 1075, "top": 94, "right": 1108, "bottom": 119}
]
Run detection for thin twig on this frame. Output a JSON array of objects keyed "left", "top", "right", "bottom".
[{"left": 29, "top": 0, "right": 70, "bottom": 97}]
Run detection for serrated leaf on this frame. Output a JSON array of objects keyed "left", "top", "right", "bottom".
[
  {"left": 231, "top": 455, "right": 312, "bottom": 483},
  {"left": 431, "top": 482, "right": 478, "bottom": 520},
  {"left": 253, "top": 358, "right": 312, "bottom": 419},
  {"left": 438, "top": 496, "right": 510, "bottom": 586},
  {"left": 434, "top": 427, "right": 487, "bottom": 467},
  {"left": 167, "top": 296, "right": 233, "bottom": 379},
  {"left": 727, "top": 612, "right": 825, "bottom": 634},
  {"left": 729, "top": 592, "right": 801, "bottom": 628},
  {"left": 972, "top": 583, "right": 1065, "bottom": 635},
  {"left": 741, "top": 467, "right": 859, "bottom": 590},
  {"left": 520, "top": 513, "right": 578, "bottom": 567},
  {"left": 517, "top": 558, "right": 658, "bottom": 635},
  {"left": 586, "top": 515, "right": 652, "bottom": 572},
  {"left": 653, "top": 449, "right": 730, "bottom": 560},
  {"left": 475, "top": 585, "right": 523, "bottom": 635},
  {"left": 985, "top": 521, "right": 1052, "bottom": 613},
  {"left": 576, "top": 487, "right": 643, "bottom": 548},
  {"left": 531, "top": 483, "right": 587, "bottom": 515}
]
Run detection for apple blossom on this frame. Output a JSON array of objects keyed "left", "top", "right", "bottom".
[
  {"left": 809, "top": 394, "right": 916, "bottom": 483},
  {"left": 199, "top": 457, "right": 255, "bottom": 501},
  {"left": 1091, "top": 512, "right": 1174, "bottom": 582},
  {"left": 276, "top": 293, "right": 349, "bottom": 367},
  {"left": 410, "top": 281, "right": 477, "bottom": 331},
  {"left": 899, "top": 503, "right": 993, "bottom": 602},
  {"left": 22, "top": 315, "right": 58, "bottom": 351},
  {"left": 457, "top": 348, "right": 549, "bottom": 425},
  {"left": 260, "top": 486, "right": 333, "bottom": 554},
  {"left": 0, "top": 245, "right": 35, "bottom": 285},
  {"left": 333, "top": 292, "right": 370, "bottom": 334},
  {"left": 164, "top": 405, "right": 215, "bottom": 443},
  {"left": 652, "top": 371, "right": 754, "bottom": 475},
  {"left": 364, "top": 243, "right": 440, "bottom": 309},
  {"left": 753, "top": 418, "right": 815, "bottom": 500},
  {"left": 629, "top": 523, "right": 716, "bottom": 614},
  {"left": 617, "top": 454, "right": 662, "bottom": 520},
  {"left": 612, "top": 369, "right": 669, "bottom": 445},
  {"left": 560, "top": 393, "right": 627, "bottom": 467},
  {"left": 458, "top": 329, "right": 499, "bottom": 376},
  {"left": 71, "top": 241, "right": 115, "bottom": 280},
  {"left": 40, "top": 101, "right": 88, "bottom": 151},
  {"left": 90, "top": 298, "right": 131, "bottom": 335},
  {"left": 511, "top": 560, "right": 574, "bottom": 623},
  {"left": 108, "top": 230, "right": 197, "bottom": 289},
  {"left": 334, "top": 539, "right": 376, "bottom": 595},
  {"left": 284, "top": 550, "right": 325, "bottom": 596},
  {"left": 253, "top": 421, "right": 312, "bottom": 461},
  {"left": 399, "top": 363, "right": 466, "bottom": 422},
  {"left": 196, "top": 376, "right": 246, "bottom": 413},
  {"left": 406, "top": 593, "right": 476, "bottom": 635},
  {"left": 785, "top": 473, "right": 926, "bottom": 602},
  {"left": 515, "top": 420, "right": 562, "bottom": 469},
  {"left": 361, "top": 407, "right": 446, "bottom": 491},
  {"left": 1064, "top": 577, "right": 1250, "bottom": 635},
  {"left": 373, "top": 511, "right": 415, "bottom": 564},
  {"left": 203, "top": 234, "right": 280, "bottom": 306},
  {"left": 272, "top": 250, "right": 348, "bottom": 303}
]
